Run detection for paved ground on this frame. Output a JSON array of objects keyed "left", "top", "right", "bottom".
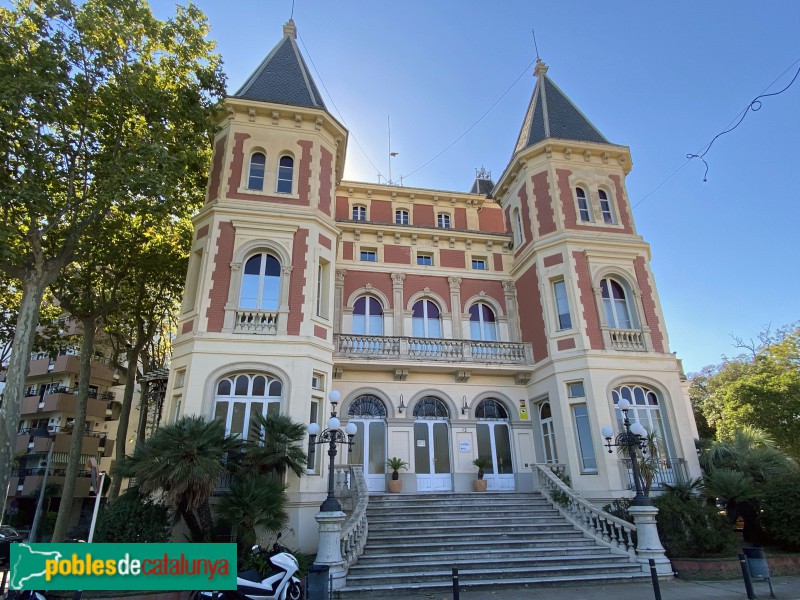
[{"left": 359, "top": 576, "right": 800, "bottom": 600}]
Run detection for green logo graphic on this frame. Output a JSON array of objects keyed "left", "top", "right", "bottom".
[{"left": 10, "top": 543, "right": 237, "bottom": 591}]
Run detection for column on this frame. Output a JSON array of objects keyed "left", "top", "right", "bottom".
[
  {"left": 391, "top": 272, "right": 405, "bottom": 336},
  {"left": 334, "top": 269, "right": 346, "bottom": 334},
  {"left": 448, "top": 276, "right": 462, "bottom": 338},
  {"left": 502, "top": 280, "right": 520, "bottom": 342}
]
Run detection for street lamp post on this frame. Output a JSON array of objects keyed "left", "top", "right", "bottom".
[
  {"left": 601, "top": 397, "right": 650, "bottom": 506},
  {"left": 307, "top": 390, "right": 357, "bottom": 591},
  {"left": 601, "top": 397, "right": 672, "bottom": 575},
  {"left": 307, "top": 390, "right": 357, "bottom": 512}
]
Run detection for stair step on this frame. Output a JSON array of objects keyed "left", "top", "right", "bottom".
[
  {"left": 361, "top": 537, "right": 596, "bottom": 554},
  {"left": 354, "top": 545, "right": 608, "bottom": 564},
  {"left": 349, "top": 552, "right": 629, "bottom": 573}
]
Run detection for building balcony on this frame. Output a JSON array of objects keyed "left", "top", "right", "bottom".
[
  {"left": 20, "top": 392, "right": 112, "bottom": 419},
  {"left": 8, "top": 471, "right": 93, "bottom": 498},
  {"left": 605, "top": 328, "right": 649, "bottom": 352},
  {"left": 620, "top": 457, "right": 689, "bottom": 491},
  {"left": 334, "top": 334, "right": 533, "bottom": 366},
  {"left": 231, "top": 309, "right": 283, "bottom": 334},
  {"left": 15, "top": 429, "right": 106, "bottom": 456},
  {"left": 26, "top": 354, "right": 115, "bottom": 383}
]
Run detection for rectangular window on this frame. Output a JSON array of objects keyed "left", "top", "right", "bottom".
[
  {"left": 573, "top": 404, "right": 598, "bottom": 473},
  {"left": 307, "top": 400, "right": 319, "bottom": 472},
  {"left": 316, "top": 260, "right": 330, "bottom": 318},
  {"left": 174, "top": 369, "right": 186, "bottom": 389},
  {"left": 417, "top": 253, "right": 433, "bottom": 266},
  {"left": 312, "top": 373, "right": 324, "bottom": 391},
  {"left": 599, "top": 191, "right": 614, "bottom": 224},
  {"left": 437, "top": 213, "right": 451, "bottom": 228},
  {"left": 360, "top": 250, "right": 377, "bottom": 262},
  {"left": 553, "top": 280, "right": 572, "bottom": 330},
  {"left": 395, "top": 209, "right": 409, "bottom": 225},
  {"left": 353, "top": 206, "right": 367, "bottom": 221},
  {"left": 471, "top": 258, "right": 487, "bottom": 270},
  {"left": 172, "top": 395, "right": 182, "bottom": 424},
  {"left": 567, "top": 381, "right": 585, "bottom": 398}
]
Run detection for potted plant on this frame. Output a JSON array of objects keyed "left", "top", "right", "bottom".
[
  {"left": 472, "top": 457, "right": 489, "bottom": 492},
  {"left": 386, "top": 457, "right": 408, "bottom": 493}
]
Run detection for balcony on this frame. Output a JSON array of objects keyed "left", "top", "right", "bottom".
[
  {"left": 15, "top": 429, "right": 105, "bottom": 456},
  {"left": 334, "top": 334, "right": 533, "bottom": 366},
  {"left": 8, "top": 471, "right": 93, "bottom": 497},
  {"left": 232, "top": 309, "right": 280, "bottom": 334},
  {"left": 20, "top": 392, "right": 110, "bottom": 419},
  {"left": 620, "top": 457, "right": 689, "bottom": 491},
  {"left": 27, "top": 355, "right": 114, "bottom": 383},
  {"left": 607, "top": 328, "right": 648, "bottom": 351}
]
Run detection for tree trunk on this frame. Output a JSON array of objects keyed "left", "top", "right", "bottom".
[
  {"left": 108, "top": 340, "right": 144, "bottom": 501},
  {"left": 180, "top": 506, "right": 205, "bottom": 542},
  {"left": 0, "top": 278, "right": 48, "bottom": 518},
  {"left": 51, "top": 316, "right": 96, "bottom": 542},
  {"left": 198, "top": 499, "right": 214, "bottom": 542}
]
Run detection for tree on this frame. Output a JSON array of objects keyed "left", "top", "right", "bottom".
[
  {"left": 690, "top": 323, "right": 800, "bottom": 459},
  {"left": 0, "top": 0, "right": 225, "bottom": 512},
  {"left": 237, "top": 413, "right": 309, "bottom": 480},
  {"left": 94, "top": 490, "right": 171, "bottom": 543},
  {"left": 215, "top": 475, "right": 288, "bottom": 553},
  {"left": 114, "top": 416, "right": 240, "bottom": 542}
]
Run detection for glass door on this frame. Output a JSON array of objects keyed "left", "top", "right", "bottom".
[
  {"left": 350, "top": 420, "right": 386, "bottom": 492},
  {"left": 414, "top": 421, "right": 452, "bottom": 492},
  {"left": 476, "top": 422, "right": 515, "bottom": 490}
]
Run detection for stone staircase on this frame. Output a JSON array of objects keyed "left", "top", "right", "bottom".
[{"left": 340, "top": 492, "right": 648, "bottom": 595}]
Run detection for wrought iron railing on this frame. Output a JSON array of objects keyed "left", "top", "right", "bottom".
[
  {"left": 608, "top": 328, "right": 647, "bottom": 351},
  {"left": 335, "top": 334, "right": 532, "bottom": 365},
  {"left": 621, "top": 457, "right": 688, "bottom": 491},
  {"left": 533, "top": 464, "right": 637, "bottom": 559}
]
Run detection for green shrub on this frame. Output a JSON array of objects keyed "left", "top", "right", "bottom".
[
  {"left": 761, "top": 470, "right": 800, "bottom": 550},
  {"left": 95, "top": 492, "right": 171, "bottom": 543},
  {"left": 602, "top": 498, "right": 632, "bottom": 522},
  {"left": 653, "top": 493, "right": 736, "bottom": 557}
]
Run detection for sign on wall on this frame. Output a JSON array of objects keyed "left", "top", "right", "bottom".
[
  {"left": 519, "top": 399, "right": 529, "bottom": 420},
  {"left": 459, "top": 441, "right": 471, "bottom": 453}
]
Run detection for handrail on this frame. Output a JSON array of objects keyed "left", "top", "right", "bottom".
[
  {"left": 340, "top": 465, "right": 369, "bottom": 569},
  {"left": 533, "top": 464, "right": 637, "bottom": 559}
]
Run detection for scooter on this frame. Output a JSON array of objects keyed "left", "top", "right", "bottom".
[{"left": 195, "top": 533, "right": 302, "bottom": 600}]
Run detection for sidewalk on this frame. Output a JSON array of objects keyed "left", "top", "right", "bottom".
[{"left": 360, "top": 576, "right": 800, "bottom": 599}]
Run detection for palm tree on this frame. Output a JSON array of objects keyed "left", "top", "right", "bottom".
[
  {"left": 239, "top": 413, "right": 308, "bottom": 479},
  {"left": 114, "top": 415, "right": 241, "bottom": 542},
  {"left": 215, "top": 474, "right": 288, "bottom": 553}
]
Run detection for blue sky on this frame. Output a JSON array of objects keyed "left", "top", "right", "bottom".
[{"left": 151, "top": 1, "right": 799, "bottom": 374}]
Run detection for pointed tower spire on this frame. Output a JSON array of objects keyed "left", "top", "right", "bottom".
[
  {"left": 233, "top": 19, "right": 325, "bottom": 109},
  {"left": 513, "top": 59, "right": 608, "bottom": 154}
]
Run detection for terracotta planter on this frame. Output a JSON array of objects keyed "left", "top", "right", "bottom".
[
  {"left": 388, "top": 479, "right": 402, "bottom": 493},
  {"left": 473, "top": 479, "right": 488, "bottom": 492}
]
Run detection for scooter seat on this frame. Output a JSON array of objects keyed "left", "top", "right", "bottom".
[{"left": 238, "top": 569, "right": 262, "bottom": 583}]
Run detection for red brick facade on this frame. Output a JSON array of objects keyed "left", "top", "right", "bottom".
[
  {"left": 572, "top": 250, "right": 604, "bottom": 350},
  {"left": 182, "top": 319, "right": 194, "bottom": 335},
  {"left": 493, "top": 253, "right": 504, "bottom": 271},
  {"left": 287, "top": 228, "right": 309, "bottom": 335},
  {"left": 335, "top": 196, "right": 350, "bottom": 220},
  {"left": 370, "top": 199, "right": 392, "bottom": 224},
  {"left": 318, "top": 234, "right": 332, "bottom": 250},
  {"left": 296, "top": 140, "right": 313, "bottom": 206},
  {"left": 384, "top": 244, "right": 411, "bottom": 265},
  {"left": 454, "top": 207, "right": 467, "bottom": 230},
  {"left": 319, "top": 146, "right": 333, "bottom": 216},
  {"left": 532, "top": 171, "right": 556, "bottom": 236},
  {"left": 459, "top": 279, "right": 507, "bottom": 313},
  {"left": 342, "top": 241, "right": 353, "bottom": 260},
  {"left": 543, "top": 252, "right": 563, "bottom": 267},
  {"left": 440, "top": 249, "right": 465, "bottom": 269},
  {"left": 413, "top": 204, "right": 435, "bottom": 227},
  {"left": 558, "top": 168, "right": 633, "bottom": 234},
  {"left": 515, "top": 183, "right": 534, "bottom": 256},
  {"left": 207, "top": 135, "right": 227, "bottom": 203},
  {"left": 196, "top": 224, "right": 209, "bottom": 240},
  {"left": 206, "top": 221, "right": 235, "bottom": 333},
  {"left": 634, "top": 256, "right": 664, "bottom": 353},
  {"left": 343, "top": 271, "right": 394, "bottom": 307},
  {"left": 314, "top": 324, "right": 328, "bottom": 340},
  {"left": 557, "top": 337, "right": 576, "bottom": 351},
  {"left": 403, "top": 275, "right": 451, "bottom": 311},
  {"left": 515, "top": 265, "right": 547, "bottom": 361},
  {"left": 478, "top": 205, "right": 506, "bottom": 233}
]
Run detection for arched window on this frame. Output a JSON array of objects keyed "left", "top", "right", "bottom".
[
  {"left": 395, "top": 210, "right": 409, "bottom": 225},
  {"left": 576, "top": 187, "right": 591, "bottom": 222},
  {"left": 353, "top": 296, "right": 383, "bottom": 336},
  {"left": 412, "top": 299, "right": 441, "bottom": 339},
  {"left": 475, "top": 398, "right": 509, "bottom": 420},
  {"left": 540, "top": 402, "right": 557, "bottom": 463},
  {"left": 276, "top": 155, "right": 294, "bottom": 193},
  {"left": 600, "top": 277, "right": 634, "bottom": 329},
  {"left": 352, "top": 205, "right": 367, "bottom": 221},
  {"left": 248, "top": 152, "right": 266, "bottom": 190},
  {"left": 240, "top": 253, "right": 281, "bottom": 310},
  {"left": 513, "top": 208, "right": 523, "bottom": 245},
  {"left": 348, "top": 395, "right": 387, "bottom": 418},
  {"left": 612, "top": 384, "right": 673, "bottom": 458},
  {"left": 214, "top": 372, "right": 282, "bottom": 440},
  {"left": 469, "top": 303, "right": 497, "bottom": 341},
  {"left": 599, "top": 189, "right": 614, "bottom": 224},
  {"left": 413, "top": 396, "right": 449, "bottom": 419}
]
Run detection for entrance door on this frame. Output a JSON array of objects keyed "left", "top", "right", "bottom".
[
  {"left": 350, "top": 420, "right": 386, "bottom": 492},
  {"left": 476, "top": 422, "right": 515, "bottom": 490},
  {"left": 414, "top": 421, "right": 452, "bottom": 492},
  {"left": 347, "top": 395, "right": 388, "bottom": 493}
]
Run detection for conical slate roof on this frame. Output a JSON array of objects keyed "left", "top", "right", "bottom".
[
  {"left": 233, "top": 20, "right": 325, "bottom": 109},
  {"left": 513, "top": 60, "right": 608, "bottom": 153}
]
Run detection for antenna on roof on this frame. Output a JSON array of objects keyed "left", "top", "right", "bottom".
[
  {"left": 388, "top": 115, "right": 399, "bottom": 185},
  {"left": 531, "top": 28, "right": 541, "bottom": 61},
  {"left": 290, "top": 0, "right": 295, "bottom": 19}
]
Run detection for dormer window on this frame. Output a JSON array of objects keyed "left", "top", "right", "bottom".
[
  {"left": 576, "top": 187, "right": 591, "bottom": 222},
  {"left": 437, "top": 213, "right": 451, "bottom": 229},
  {"left": 277, "top": 155, "right": 294, "bottom": 193},
  {"left": 248, "top": 152, "right": 266, "bottom": 190}
]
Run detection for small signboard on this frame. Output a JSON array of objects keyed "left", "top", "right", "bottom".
[
  {"left": 459, "top": 441, "right": 471, "bottom": 453},
  {"left": 416, "top": 440, "right": 426, "bottom": 447},
  {"left": 519, "top": 399, "right": 529, "bottom": 420}
]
